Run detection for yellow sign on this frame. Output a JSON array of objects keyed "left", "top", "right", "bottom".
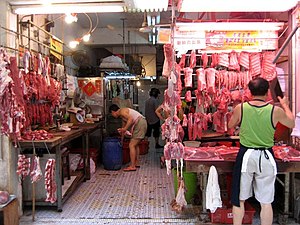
[
  {"left": 157, "top": 29, "right": 171, "bottom": 44},
  {"left": 223, "top": 31, "right": 259, "bottom": 49},
  {"left": 50, "top": 37, "right": 63, "bottom": 60},
  {"left": 206, "top": 31, "right": 277, "bottom": 50}
]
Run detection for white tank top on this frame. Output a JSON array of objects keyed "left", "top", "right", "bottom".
[{"left": 128, "top": 108, "right": 142, "bottom": 121}]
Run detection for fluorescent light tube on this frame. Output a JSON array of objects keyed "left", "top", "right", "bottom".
[
  {"left": 13, "top": 3, "right": 125, "bottom": 14},
  {"left": 176, "top": 22, "right": 285, "bottom": 31},
  {"left": 179, "top": 0, "right": 298, "bottom": 12},
  {"left": 133, "top": 0, "right": 168, "bottom": 11}
]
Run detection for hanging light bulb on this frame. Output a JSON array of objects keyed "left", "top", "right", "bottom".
[
  {"left": 136, "top": 81, "right": 141, "bottom": 87},
  {"left": 65, "top": 13, "right": 78, "bottom": 24},
  {"left": 69, "top": 40, "right": 79, "bottom": 48},
  {"left": 82, "top": 33, "right": 91, "bottom": 42}
]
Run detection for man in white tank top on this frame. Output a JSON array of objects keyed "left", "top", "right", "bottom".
[{"left": 109, "top": 104, "right": 147, "bottom": 171}]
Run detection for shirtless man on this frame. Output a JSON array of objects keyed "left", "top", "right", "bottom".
[
  {"left": 228, "top": 77, "right": 295, "bottom": 225},
  {"left": 109, "top": 104, "right": 147, "bottom": 172}
]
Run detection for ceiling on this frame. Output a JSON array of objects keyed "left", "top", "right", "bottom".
[
  {"left": 8, "top": 0, "right": 291, "bottom": 30},
  {"left": 7, "top": 0, "right": 292, "bottom": 51},
  {"left": 7, "top": 0, "right": 294, "bottom": 73},
  {"left": 76, "top": 11, "right": 172, "bottom": 30}
]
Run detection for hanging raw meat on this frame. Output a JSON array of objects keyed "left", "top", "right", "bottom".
[
  {"left": 196, "top": 68, "right": 206, "bottom": 91},
  {"left": 193, "top": 113, "right": 203, "bottom": 140},
  {"left": 175, "top": 64, "right": 182, "bottom": 94},
  {"left": 45, "top": 159, "right": 57, "bottom": 203},
  {"left": 48, "top": 77, "right": 62, "bottom": 107},
  {"left": 162, "top": 89, "right": 181, "bottom": 111},
  {"left": 178, "top": 54, "right": 186, "bottom": 69},
  {"left": 185, "top": 90, "right": 192, "bottom": 102},
  {"left": 0, "top": 52, "right": 27, "bottom": 142},
  {"left": 212, "top": 111, "right": 231, "bottom": 134},
  {"left": 261, "top": 51, "right": 277, "bottom": 81},
  {"left": 249, "top": 52, "right": 261, "bottom": 77},
  {"left": 16, "top": 154, "right": 31, "bottom": 179},
  {"left": 171, "top": 177, "right": 187, "bottom": 213},
  {"left": 161, "top": 116, "right": 184, "bottom": 142},
  {"left": 187, "top": 113, "right": 194, "bottom": 140},
  {"left": 163, "top": 142, "right": 184, "bottom": 175},
  {"left": 206, "top": 68, "right": 216, "bottom": 94},
  {"left": 23, "top": 50, "right": 31, "bottom": 74},
  {"left": 162, "top": 44, "right": 173, "bottom": 78},
  {"left": 189, "top": 50, "right": 196, "bottom": 68},
  {"left": 218, "top": 53, "right": 229, "bottom": 68},
  {"left": 210, "top": 54, "right": 219, "bottom": 68},
  {"left": 231, "top": 90, "right": 242, "bottom": 102},
  {"left": 202, "top": 52, "right": 208, "bottom": 68},
  {"left": 228, "top": 51, "right": 240, "bottom": 71},
  {"left": 239, "top": 51, "right": 250, "bottom": 69},
  {"left": 240, "top": 71, "right": 252, "bottom": 89},
  {"left": 30, "top": 156, "right": 43, "bottom": 183},
  {"left": 184, "top": 67, "right": 193, "bottom": 87}
]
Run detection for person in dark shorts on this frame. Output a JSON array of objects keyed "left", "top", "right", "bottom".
[
  {"left": 145, "top": 88, "right": 163, "bottom": 149},
  {"left": 228, "top": 77, "right": 295, "bottom": 225}
]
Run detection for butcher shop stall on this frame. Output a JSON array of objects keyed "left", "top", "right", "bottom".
[
  {"left": 157, "top": 11, "right": 300, "bottom": 223},
  {"left": 1, "top": 0, "right": 300, "bottom": 224},
  {"left": 0, "top": 16, "right": 104, "bottom": 222}
]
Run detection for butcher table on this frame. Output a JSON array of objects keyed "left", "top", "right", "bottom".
[
  {"left": 184, "top": 146, "right": 300, "bottom": 223},
  {"left": 17, "top": 122, "right": 103, "bottom": 212}
]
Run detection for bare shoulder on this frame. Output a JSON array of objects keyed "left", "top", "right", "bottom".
[
  {"left": 233, "top": 103, "right": 242, "bottom": 113},
  {"left": 119, "top": 108, "right": 129, "bottom": 116},
  {"left": 273, "top": 105, "right": 284, "bottom": 117}
]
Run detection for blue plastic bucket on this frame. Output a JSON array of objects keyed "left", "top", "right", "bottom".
[{"left": 102, "top": 137, "right": 122, "bottom": 170}]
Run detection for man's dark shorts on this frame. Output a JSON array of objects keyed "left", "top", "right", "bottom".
[{"left": 146, "top": 120, "right": 160, "bottom": 138}]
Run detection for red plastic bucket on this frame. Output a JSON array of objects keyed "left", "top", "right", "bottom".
[
  {"left": 122, "top": 141, "right": 130, "bottom": 164},
  {"left": 139, "top": 140, "right": 149, "bottom": 155}
]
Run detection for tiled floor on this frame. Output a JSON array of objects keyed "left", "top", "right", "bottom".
[
  {"left": 20, "top": 140, "right": 201, "bottom": 225},
  {"left": 19, "top": 139, "right": 299, "bottom": 225}
]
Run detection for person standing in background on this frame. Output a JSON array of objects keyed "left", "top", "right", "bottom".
[
  {"left": 145, "top": 88, "right": 163, "bottom": 149},
  {"left": 228, "top": 77, "right": 295, "bottom": 225}
]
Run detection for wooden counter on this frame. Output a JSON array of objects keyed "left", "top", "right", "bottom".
[
  {"left": 0, "top": 195, "right": 19, "bottom": 225},
  {"left": 17, "top": 122, "right": 103, "bottom": 212}
]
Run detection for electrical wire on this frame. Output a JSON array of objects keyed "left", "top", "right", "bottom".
[
  {"left": 84, "top": 13, "right": 93, "bottom": 34},
  {"left": 91, "top": 13, "right": 99, "bottom": 33}
]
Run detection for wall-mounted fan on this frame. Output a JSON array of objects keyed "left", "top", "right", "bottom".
[{"left": 71, "top": 50, "right": 90, "bottom": 67}]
